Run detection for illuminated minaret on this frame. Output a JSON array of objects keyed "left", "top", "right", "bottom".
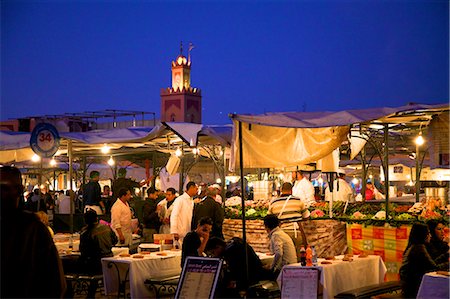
[{"left": 160, "top": 42, "right": 202, "bottom": 123}]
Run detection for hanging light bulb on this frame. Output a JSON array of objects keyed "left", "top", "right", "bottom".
[
  {"left": 31, "top": 154, "right": 41, "bottom": 162},
  {"left": 415, "top": 133, "right": 424, "bottom": 146},
  {"left": 50, "top": 158, "right": 57, "bottom": 167},
  {"left": 192, "top": 148, "right": 198, "bottom": 155},
  {"left": 175, "top": 148, "right": 182, "bottom": 157},
  {"left": 107, "top": 156, "right": 115, "bottom": 166},
  {"left": 101, "top": 143, "right": 110, "bottom": 154}
]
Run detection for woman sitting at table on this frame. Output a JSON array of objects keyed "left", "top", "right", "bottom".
[
  {"left": 399, "top": 223, "right": 448, "bottom": 298},
  {"left": 426, "top": 220, "right": 449, "bottom": 266}
]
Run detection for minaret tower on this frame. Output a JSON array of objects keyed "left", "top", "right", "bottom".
[{"left": 160, "top": 42, "right": 202, "bottom": 123}]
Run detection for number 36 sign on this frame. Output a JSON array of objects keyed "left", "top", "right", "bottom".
[{"left": 30, "top": 123, "right": 60, "bottom": 158}]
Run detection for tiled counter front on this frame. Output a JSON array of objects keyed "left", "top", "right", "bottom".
[
  {"left": 347, "top": 223, "right": 412, "bottom": 281},
  {"left": 223, "top": 219, "right": 347, "bottom": 257}
]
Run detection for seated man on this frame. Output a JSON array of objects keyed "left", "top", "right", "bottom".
[
  {"left": 79, "top": 210, "right": 118, "bottom": 297},
  {"left": 181, "top": 217, "right": 213, "bottom": 267},
  {"left": 268, "top": 182, "right": 309, "bottom": 259},
  {"left": 264, "top": 214, "right": 297, "bottom": 279}
]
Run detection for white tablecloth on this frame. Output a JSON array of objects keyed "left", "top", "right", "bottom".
[
  {"left": 417, "top": 272, "right": 450, "bottom": 299},
  {"left": 278, "top": 255, "right": 387, "bottom": 299},
  {"left": 101, "top": 250, "right": 182, "bottom": 298}
]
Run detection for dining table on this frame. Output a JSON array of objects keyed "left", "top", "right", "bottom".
[
  {"left": 101, "top": 250, "right": 182, "bottom": 298},
  {"left": 416, "top": 271, "right": 450, "bottom": 299},
  {"left": 278, "top": 254, "right": 387, "bottom": 299}
]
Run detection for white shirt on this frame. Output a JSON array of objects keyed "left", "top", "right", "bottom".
[
  {"left": 111, "top": 199, "right": 132, "bottom": 237},
  {"left": 325, "top": 178, "right": 353, "bottom": 202},
  {"left": 170, "top": 192, "right": 194, "bottom": 238},
  {"left": 292, "top": 178, "right": 315, "bottom": 207},
  {"left": 158, "top": 198, "right": 175, "bottom": 234},
  {"left": 269, "top": 227, "right": 298, "bottom": 272}
]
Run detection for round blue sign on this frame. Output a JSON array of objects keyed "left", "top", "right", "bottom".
[{"left": 30, "top": 123, "right": 60, "bottom": 158}]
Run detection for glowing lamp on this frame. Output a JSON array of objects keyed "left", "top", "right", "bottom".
[
  {"left": 415, "top": 134, "right": 424, "bottom": 146},
  {"left": 101, "top": 144, "right": 110, "bottom": 154},
  {"left": 50, "top": 158, "right": 57, "bottom": 167},
  {"left": 107, "top": 156, "right": 115, "bottom": 166}
]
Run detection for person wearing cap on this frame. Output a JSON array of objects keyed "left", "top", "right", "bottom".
[
  {"left": 211, "top": 183, "right": 223, "bottom": 204},
  {"left": 83, "top": 170, "right": 105, "bottom": 215},
  {"left": 325, "top": 169, "right": 353, "bottom": 202},
  {"left": 142, "top": 187, "right": 162, "bottom": 242},
  {"left": 292, "top": 170, "right": 316, "bottom": 207}
]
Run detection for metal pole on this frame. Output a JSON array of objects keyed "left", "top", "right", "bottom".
[
  {"left": 179, "top": 145, "right": 184, "bottom": 193},
  {"left": 416, "top": 144, "right": 420, "bottom": 202},
  {"left": 221, "top": 146, "right": 226, "bottom": 208},
  {"left": 68, "top": 140, "right": 74, "bottom": 234},
  {"left": 238, "top": 121, "right": 248, "bottom": 289},
  {"left": 360, "top": 127, "right": 367, "bottom": 200},
  {"left": 383, "top": 125, "right": 390, "bottom": 217}
]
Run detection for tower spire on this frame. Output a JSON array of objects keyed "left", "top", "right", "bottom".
[
  {"left": 188, "top": 42, "right": 195, "bottom": 63},
  {"left": 180, "top": 41, "right": 183, "bottom": 55}
]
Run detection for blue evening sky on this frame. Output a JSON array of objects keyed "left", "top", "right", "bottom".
[{"left": 1, "top": 0, "right": 448, "bottom": 125}]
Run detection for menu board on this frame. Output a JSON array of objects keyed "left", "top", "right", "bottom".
[
  {"left": 175, "top": 257, "right": 222, "bottom": 299},
  {"left": 281, "top": 267, "right": 320, "bottom": 299}
]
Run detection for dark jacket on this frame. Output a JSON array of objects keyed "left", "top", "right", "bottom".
[
  {"left": 142, "top": 198, "right": 161, "bottom": 230},
  {"left": 192, "top": 196, "right": 224, "bottom": 239},
  {"left": 399, "top": 244, "right": 448, "bottom": 298},
  {"left": 426, "top": 238, "right": 450, "bottom": 265},
  {"left": 83, "top": 181, "right": 102, "bottom": 206},
  {"left": 79, "top": 223, "right": 118, "bottom": 274},
  {"left": 112, "top": 178, "right": 140, "bottom": 199},
  {"left": 181, "top": 231, "right": 201, "bottom": 267},
  {"left": 1, "top": 210, "right": 65, "bottom": 298}
]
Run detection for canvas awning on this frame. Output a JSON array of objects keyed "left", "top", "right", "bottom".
[{"left": 229, "top": 103, "right": 449, "bottom": 170}]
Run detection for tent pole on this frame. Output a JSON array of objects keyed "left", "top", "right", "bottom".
[
  {"left": 221, "top": 146, "right": 226, "bottom": 207},
  {"left": 68, "top": 140, "right": 74, "bottom": 234},
  {"left": 360, "top": 126, "right": 367, "bottom": 200},
  {"left": 238, "top": 121, "right": 249, "bottom": 289},
  {"left": 415, "top": 144, "right": 420, "bottom": 202},
  {"left": 383, "top": 125, "right": 390, "bottom": 218}
]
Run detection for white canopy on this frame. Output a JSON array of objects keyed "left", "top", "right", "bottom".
[{"left": 0, "top": 122, "right": 232, "bottom": 163}]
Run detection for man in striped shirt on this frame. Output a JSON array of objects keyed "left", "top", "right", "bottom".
[{"left": 268, "top": 182, "right": 310, "bottom": 260}]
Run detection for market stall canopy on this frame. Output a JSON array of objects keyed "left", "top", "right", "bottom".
[
  {"left": 229, "top": 103, "right": 449, "bottom": 170},
  {"left": 0, "top": 122, "right": 232, "bottom": 163}
]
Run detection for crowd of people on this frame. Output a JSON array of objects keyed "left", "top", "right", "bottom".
[{"left": 1, "top": 165, "right": 448, "bottom": 298}]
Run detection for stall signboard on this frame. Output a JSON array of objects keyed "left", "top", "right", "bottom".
[
  {"left": 30, "top": 123, "right": 60, "bottom": 158},
  {"left": 280, "top": 266, "right": 320, "bottom": 299},
  {"left": 175, "top": 257, "right": 222, "bottom": 299}
]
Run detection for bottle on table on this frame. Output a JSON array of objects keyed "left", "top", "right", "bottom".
[
  {"left": 306, "top": 245, "right": 313, "bottom": 266},
  {"left": 312, "top": 245, "right": 318, "bottom": 266},
  {"left": 173, "top": 237, "right": 180, "bottom": 250},
  {"left": 300, "top": 245, "right": 306, "bottom": 266}
]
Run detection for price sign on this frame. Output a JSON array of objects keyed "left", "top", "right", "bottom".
[
  {"left": 30, "top": 123, "right": 60, "bottom": 158},
  {"left": 175, "top": 257, "right": 223, "bottom": 299}
]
